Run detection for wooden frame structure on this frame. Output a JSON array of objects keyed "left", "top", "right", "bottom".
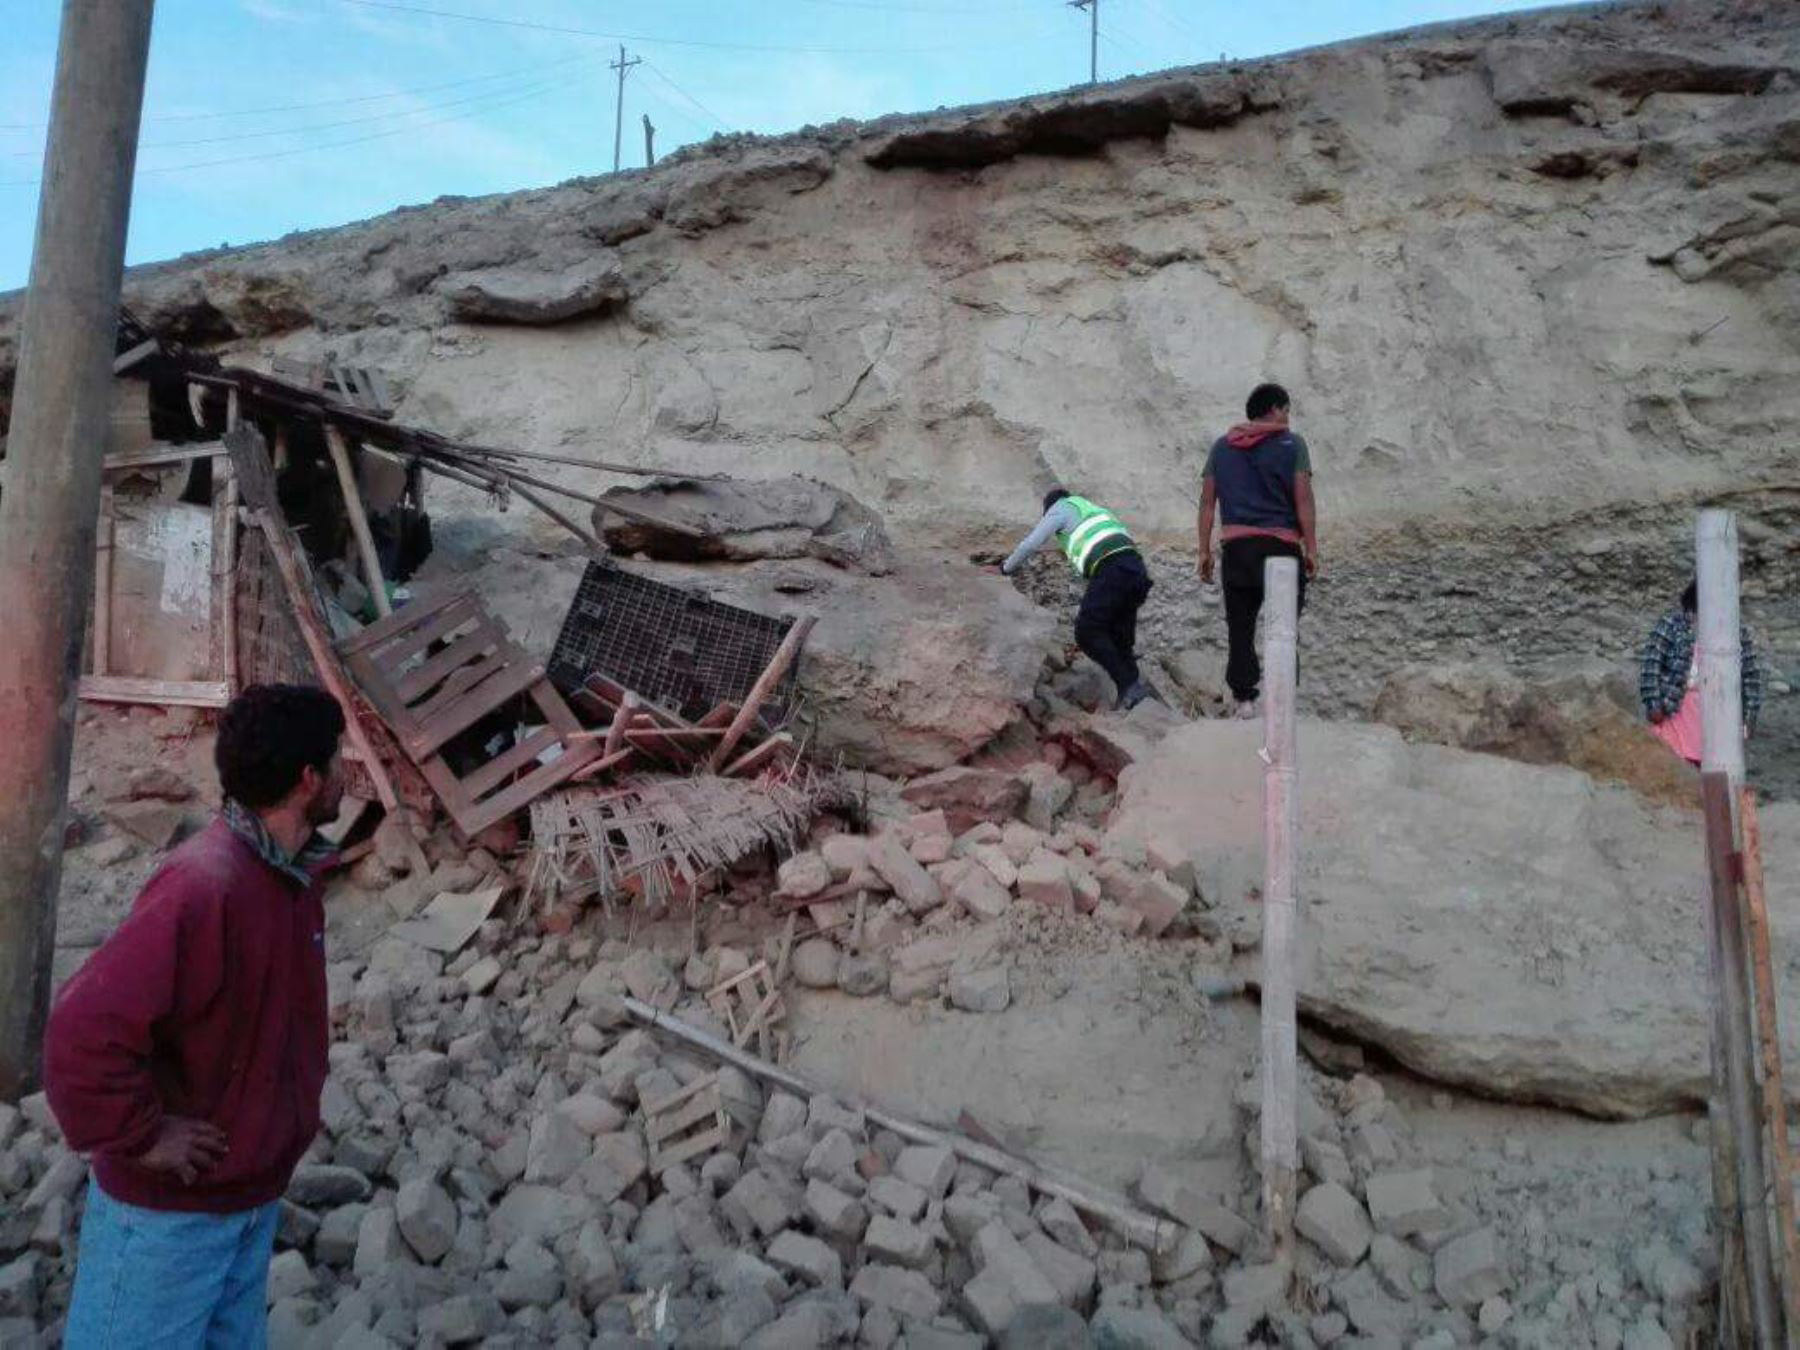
[{"left": 336, "top": 585, "right": 603, "bottom": 836}]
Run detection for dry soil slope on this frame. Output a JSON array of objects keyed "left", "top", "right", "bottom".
[{"left": 2, "top": 0, "right": 1795, "bottom": 558}]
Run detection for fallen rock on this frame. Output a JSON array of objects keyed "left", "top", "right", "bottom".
[
  {"left": 1105, "top": 718, "right": 1800, "bottom": 1118},
  {"left": 1433, "top": 1226, "right": 1508, "bottom": 1306},
  {"left": 778, "top": 851, "right": 833, "bottom": 900},
  {"left": 901, "top": 767, "right": 1030, "bottom": 834},
  {"left": 104, "top": 801, "right": 186, "bottom": 850},
  {"left": 1089, "top": 1303, "right": 1195, "bottom": 1349},
  {"left": 395, "top": 1178, "right": 456, "bottom": 1264},
  {"left": 791, "top": 938, "right": 841, "bottom": 989},
  {"left": 948, "top": 963, "right": 1012, "bottom": 1013},
  {"left": 442, "top": 257, "right": 626, "bottom": 324},
  {"left": 1295, "top": 1181, "right": 1372, "bottom": 1265},
  {"left": 867, "top": 832, "right": 943, "bottom": 915}
]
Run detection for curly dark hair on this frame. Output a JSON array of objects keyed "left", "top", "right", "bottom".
[
  {"left": 215, "top": 684, "right": 345, "bottom": 808},
  {"left": 1246, "top": 382, "right": 1290, "bottom": 421}
]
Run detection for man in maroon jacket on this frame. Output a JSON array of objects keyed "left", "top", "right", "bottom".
[{"left": 47, "top": 684, "right": 344, "bottom": 1348}]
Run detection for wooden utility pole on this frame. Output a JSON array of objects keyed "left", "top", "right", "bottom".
[
  {"left": 0, "top": 0, "right": 156, "bottom": 1101},
  {"left": 643, "top": 114, "right": 656, "bottom": 168},
  {"left": 1695, "top": 509, "right": 1785, "bottom": 1347},
  {"left": 1068, "top": 0, "right": 1099, "bottom": 84},
  {"left": 610, "top": 44, "right": 641, "bottom": 173},
  {"left": 1260, "top": 557, "right": 1300, "bottom": 1260}
]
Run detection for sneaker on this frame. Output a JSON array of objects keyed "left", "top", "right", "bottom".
[
  {"left": 1121, "top": 680, "right": 1165, "bottom": 711},
  {"left": 1233, "top": 699, "right": 1260, "bottom": 720}
]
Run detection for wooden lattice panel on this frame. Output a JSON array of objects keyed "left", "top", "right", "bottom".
[{"left": 643, "top": 1073, "right": 730, "bottom": 1172}]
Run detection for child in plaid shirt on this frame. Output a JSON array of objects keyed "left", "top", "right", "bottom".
[{"left": 1638, "top": 580, "right": 1763, "bottom": 763}]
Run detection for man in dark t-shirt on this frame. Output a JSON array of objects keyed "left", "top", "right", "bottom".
[{"left": 1197, "top": 382, "right": 1319, "bottom": 715}]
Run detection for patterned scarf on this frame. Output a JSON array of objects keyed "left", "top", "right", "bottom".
[{"left": 223, "top": 799, "right": 335, "bottom": 887}]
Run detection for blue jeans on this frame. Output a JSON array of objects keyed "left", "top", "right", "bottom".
[{"left": 65, "top": 1179, "right": 280, "bottom": 1349}]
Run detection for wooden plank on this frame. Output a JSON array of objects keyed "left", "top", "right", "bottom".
[
  {"left": 696, "top": 702, "right": 739, "bottom": 729},
  {"left": 722, "top": 733, "right": 792, "bottom": 779},
  {"left": 405, "top": 644, "right": 511, "bottom": 729},
  {"left": 1702, "top": 769, "right": 1785, "bottom": 1348},
  {"left": 603, "top": 693, "right": 638, "bottom": 758},
  {"left": 393, "top": 617, "right": 502, "bottom": 704},
  {"left": 641, "top": 1071, "right": 720, "bottom": 1119},
  {"left": 78, "top": 675, "right": 231, "bottom": 708},
  {"left": 323, "top": 426, "right": 392, "bottom": 619},
  {"left": 336, "top": 584, "right": 476, "bottom": 656},
  {"left": 92, "top": 483, "right": 114, "bottom": 676},
  {"left": 458, "top": 725, "right": 561, "bottom": 802},
  {"left": 650, "top": 1118, "right": 728, "bottom": 1171},
  {"left": 649, "top": 1088, "right": 728, "bottom": 1140},
  {"left": 1740, "top": 789, "right": 1800, "bottom": 1338},
  {"left": 253, "top": 506, "right": 398, "bottom": 811},
  {"left": 407, "top": 655, "right": 544, "bottom": 760},
  {"left": 112, "top": 337, "right": 159, "bottom": 375},
  {"left": 454, "top": 738, "right": 605, "bottom": 835},
  {"left": 104, "top": 442, "right": 225, "bottom": 473},
  {"left": 568, "top": 746, "right": 633, "bottom": 784},
  {"left": 1260, "top": 555, "right": 1300, "bottom": 1265},
  {"left": 362, "top": 596, "right": 485, "bottom": 678},
  {"left": 708, "top": 615, "right": 814, "bottom": 771},
  {"left": 218, "top": 466, "right": 240, "bottom": 691}
]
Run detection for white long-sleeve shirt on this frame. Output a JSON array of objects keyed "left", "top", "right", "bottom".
[{"left": 1001, "top": 500, "right": 1079, "bottom": 575}]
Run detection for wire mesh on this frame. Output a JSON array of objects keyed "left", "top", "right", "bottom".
[{"left": 547, "top": 561, "right": 799, "bottom": 727}]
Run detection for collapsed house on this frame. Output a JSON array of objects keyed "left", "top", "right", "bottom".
[{"left": 86, "top": 313, "right": 824, "bottom": 888}]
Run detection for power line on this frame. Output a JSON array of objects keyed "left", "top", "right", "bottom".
[
  {"left": 641, "top": 60, "right": 729, "bottom": 134},
  {"left": 335, "top": 0, "right": 1050, "bottom": 55},
  {"left": 5, "top": 62, "right": 589, "bottom": 156},
  {"left": 1141, "top": 0, "right": 1207, "bottom": 49},
  {"left": 0, "top": 78, "right": 563, "bottom": 188},
  {"left": 0, "top": 58, "right": 582, "bottom": 132}
]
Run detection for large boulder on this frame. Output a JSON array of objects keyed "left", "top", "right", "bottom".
[
  {"left": 441, "top": 257, "right": 627, "bottom": 324},
  {"left": 1105, "top": 718, "right": 1800, "bottom": 1118},
  {"left": 596, "top": 476, "right": 894, "bottom": 574},
  {"left": 629, "top": 550, "right": 1054, "bottom": 776},
  {"left": 1370, "top": 662, "right": 1697, "bottom": 805}
]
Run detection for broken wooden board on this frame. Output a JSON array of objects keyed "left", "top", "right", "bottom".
[
  {"left": 389, "top": 884, "right": 506, "bottom": 955},
  {"left": 643, "top": 1072, "right": 730, "bottom": 1172},
  {"left": 705, "top": 960, "right": 787, "bottom": 1063}
]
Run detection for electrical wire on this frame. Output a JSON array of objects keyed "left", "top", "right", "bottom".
[
  {"left": 6, "top": 62, "right": 589, "bottom": 157},
  {"left": 0, "top": 78, "right": 564, "bottom": 188},
  {"left": 0, "top": 57, "right": 586, "bottom": 132},
  {"left": 334, "top": 0, "right": 1058, "bottom": 55},
  {"left": 641, "top": 60, "right": 730, "bottom": 134},
  {"left": 1141, "top": 0, "right": 1208, "bottom": 49}
]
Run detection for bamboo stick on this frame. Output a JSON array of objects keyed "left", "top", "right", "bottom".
[
  {"left": 709, "top": 617, "right": 815, "bottom": 772},
  {"left": 323, "top": 426, "right": 392, "bottom": 619},
  {"left": 1739, "top": 789, "right": 1800, "bottom": 1336},
  {"left": 620, "top": 997, "right": 1174, "bottom": 1251}
]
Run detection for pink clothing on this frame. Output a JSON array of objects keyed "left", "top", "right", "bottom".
[{"left": 1652, "top": 686, "right": 1704, "bottom": 765}]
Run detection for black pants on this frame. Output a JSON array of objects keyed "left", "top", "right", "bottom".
[
  {"left": 1076, "top": 551, "right": 1152, "bottom": 700},
  {"left": 1222, "top": 537, "right": 1306, "bottom": 703}
]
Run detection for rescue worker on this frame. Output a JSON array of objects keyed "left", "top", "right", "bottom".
[{"left": 1002, "top": 487, "right": 1160, "bottom": 709}]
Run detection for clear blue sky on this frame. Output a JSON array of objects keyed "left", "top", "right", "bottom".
[{"left": 0, "top": 0, "right": 1547, "bottom": 291}]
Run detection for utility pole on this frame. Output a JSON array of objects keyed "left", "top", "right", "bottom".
[
  {"left": 643, "top": 114, "right": 655, "bottom": 168},
  {"left": 1069, "top": 0, "right": 1098, "bottom": 84},
  {"left": 610, "top": 44, "right": 641, "bottom": 173},
  {"left": 0, "top": 0, "right": 156, "bottom": 1101}
]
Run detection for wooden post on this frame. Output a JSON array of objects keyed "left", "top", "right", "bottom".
[
  {"left": 0, "top": 0, "right": 156, "bottom": 1100},
  {"left": 92, "top": 482, "right": 114, "bottom": 676},
  {"left": 708, "top": 616, "right": 815, "bottom": 772},
  {"left": 1740, "top": 789, "right": 1800, "bottom": 1335},
  {"left": 253, "top": 508, "right": 399, "bottom": 813},
  {"left": 1260, "top": 556, "right": 1300, "bottom": 1261},
  {"left": 1696, "top": 509, "right": 1785, "bottom": 1348},
  {"left": 603, "top": 693, "right": 638, "bottom": 759},
  {"left": 323, "top": 424, "right": 393, "bottom": 618}
]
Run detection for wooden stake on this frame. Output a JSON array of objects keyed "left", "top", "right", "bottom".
[
  {"left": 254, "top": 507, "right": 398, "bottom": 812},
  {"left": 1259, "top": 556, "right": 1300, "bottom": 1263},
  {"left": 323, "top": 425, "right": 392, "bottom": 618},
  {"left": 1740, "top": 789, "right": 1800, "bottom": 1336},
  {"left": 708, "top": 616, "right": 815, "bottom": 772},
  {"left": 1698, "top": 510, "right": 1784, "bottom": 1348},
  {"left": 604, "top": 693, "right": 638, "bottom": 758},
  {"left": 620, "top": 996, "right": 1174, "bottom": 1252},
  {"left": 92, "top": 483, "right": 114, "bottom": 677}
]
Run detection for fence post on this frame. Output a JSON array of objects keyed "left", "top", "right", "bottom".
[
  {"left": 1260, "top": 556, "right": 1300, "bottom": 1261},
  {"left": 1696, "top": 509, "right": 1784, "bottom": 1347}
]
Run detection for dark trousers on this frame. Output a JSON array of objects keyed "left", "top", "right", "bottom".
[
  {"left": 1222, "top": 537, "right": 1306, "bottom": 703},
  {"left": 1075, "top": 551, "right": 1152, "bottom": 700}
]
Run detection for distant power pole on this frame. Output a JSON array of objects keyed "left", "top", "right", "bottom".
[
  {"left": 643, "top": 114, "right": 655, "bottom": 168},
  {"left": 610, "top": 44, "right": 641, "bottom": 173},
  {"left": 1069, "top": 0, "right": 1098, "bottom": 84}
]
